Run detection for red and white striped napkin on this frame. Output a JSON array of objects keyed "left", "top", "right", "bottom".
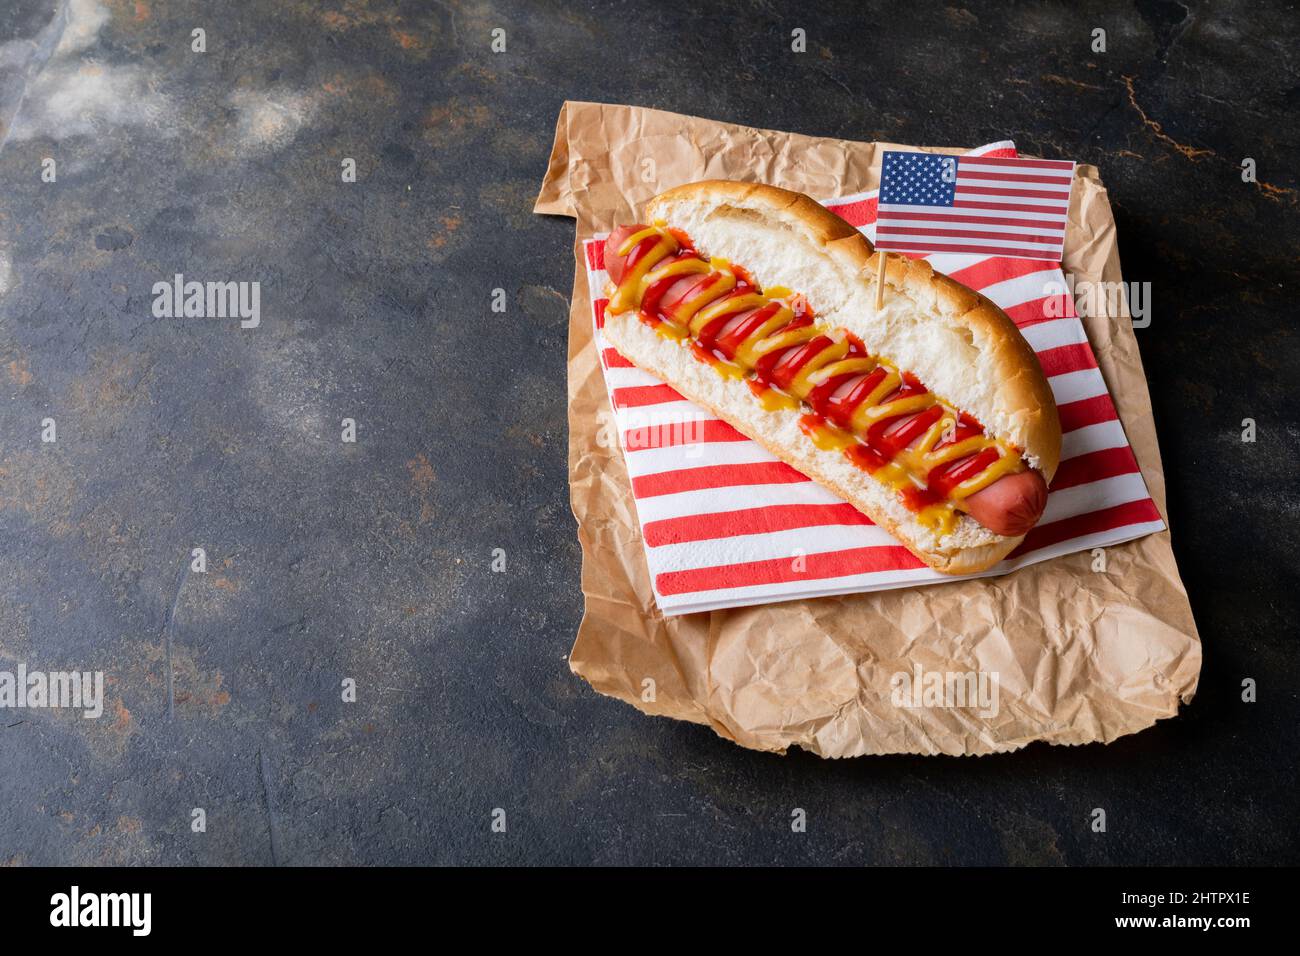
[{"left": 585, "top": 141, "right": 1164, "bottom": 616}]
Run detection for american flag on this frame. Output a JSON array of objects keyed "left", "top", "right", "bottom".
[
  {"left": 875, "top": 150, "right": 1075, "bottom": 261},
  {"left": 584, "top": 141, "right": 1162, "bottom": 616}
]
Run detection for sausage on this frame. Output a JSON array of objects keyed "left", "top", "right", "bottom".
[
  {"left": 887, "top": 415, "right": 1049, "bottom": 536},
  {"left": 962, "top": 469, "right": 1049, "bottom": 537},
  {"left": 604, "top": 225, "right": 649, "bottom": 286},
  {"left": 606, "top": 226, "right": 715, "bottom": 322}
]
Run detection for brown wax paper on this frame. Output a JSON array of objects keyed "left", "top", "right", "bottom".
[{"left": 534, "top": 101, "right": 1200, "bottom": 757}]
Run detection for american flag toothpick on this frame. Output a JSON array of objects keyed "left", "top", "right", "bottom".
[{"left": 875, "top": 151, "right": 1076, "bottom": 261}]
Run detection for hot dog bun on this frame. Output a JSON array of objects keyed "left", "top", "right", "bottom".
[{"left": 601, "top": 181, "right": 1061, "bottom": 574}]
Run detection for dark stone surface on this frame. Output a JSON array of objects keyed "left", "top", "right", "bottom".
[{"left": 0, "top": 0, "right": 1295, "bottom": 865}]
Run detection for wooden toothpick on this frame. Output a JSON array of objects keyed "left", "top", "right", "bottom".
[{"left": 874, "top": 250, "right": 887, "bottom": 311}]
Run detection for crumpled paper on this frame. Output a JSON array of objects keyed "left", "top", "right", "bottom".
[{"left": 534, "top": 100, "right": 1200, "bottom": 757}]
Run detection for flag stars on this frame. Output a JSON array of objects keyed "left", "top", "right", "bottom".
[{"left": 880, "top": 151, "right": 956, "bottom": 207}]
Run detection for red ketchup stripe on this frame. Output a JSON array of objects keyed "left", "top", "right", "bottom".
[
  {"left": 644, "top": 503, "right": 872, "bottom": 547},
  {"left": 825, "top": 196, "right": 878, "bottom": 227},
  {"left": 612, "top": 383, "right": 683, "bottom": 408},
  {"left": 1035, "top": 342, "right": 1098, "bottom": 377},
  {"left": 632, "top": 461, "right": 809, "bottom": 498},
  {"left": 622, "top": 419, "right": 748, "bottom": 450},
  {"left": 1002, "top": 296, "right": 1077, "bottom": 328},
  {"left": 601, "top": 347, "right": 634, "bottom": 369},
  {"left": 1057, "top": 393, "right": 1119, "bottom": 432},
  {"left": 1011, "top": 498, "right": 1162, "bottom": 557},
  {"left": 1049, "top": 446, "right": 1141, "bottom": 492},
  {"left": 656, "top": 545, "right": 926, "bottom": 595}
]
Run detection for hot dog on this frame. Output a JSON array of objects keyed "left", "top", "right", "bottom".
[{"left": 599, "top": 182, "right": 1061, "bottom": 575}]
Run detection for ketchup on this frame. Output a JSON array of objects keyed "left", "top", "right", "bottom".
[
  {"left": 764, "top": 335, "right": 833, "bottom": 391},
  {"left": 714, "top": 303, "right": 782, "bottom": 358},
  {"left": 623, "top": 236, "right": 661, "bottom": 276}
]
